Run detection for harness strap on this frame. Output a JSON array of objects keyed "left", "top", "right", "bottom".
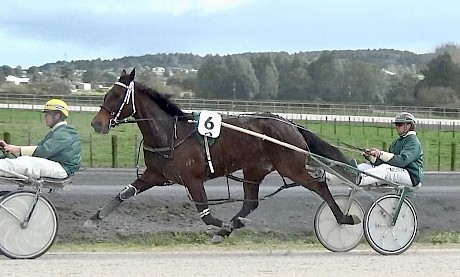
[
  {"left": 204, "top": 136, "right": 214, "bottom": 173},
  {"left": 142, "top": 129, "right": 195, "bottom": 157}
]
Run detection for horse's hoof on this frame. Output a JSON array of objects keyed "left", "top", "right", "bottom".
[
  {"left": 211, "top": 234, "right": 225, "bottom": 244},
  {"left": 351, "top": 214, "right": 361, "bottom": 225},
  {"left": 237, "top": 216, "right": 251, "bottom": 224},
  {"left": 83, "top": 219, "right": 99, "bottom": 228}
]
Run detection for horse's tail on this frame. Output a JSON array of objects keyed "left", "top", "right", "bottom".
[
  {"left": 296, "top": 126, "right": 349, "bottom": 164},
  {"left": 296, "top": 125, "right": 358, "bottom": 182}
]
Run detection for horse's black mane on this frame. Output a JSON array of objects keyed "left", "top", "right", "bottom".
[{"left": 137, "top": 82, "right": 189, "bottom": 118}]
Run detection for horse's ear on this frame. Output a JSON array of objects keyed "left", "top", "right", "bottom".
[
  {"left": 129, "top": 68, "right": 136, "bottom": 81},
  {"left": 121, "top": 69, "right": 127, "bottom": 75}
]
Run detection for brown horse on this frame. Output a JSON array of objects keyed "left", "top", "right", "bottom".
[{"left": 85, "top": 68, "right": 359, "bottom": 241}]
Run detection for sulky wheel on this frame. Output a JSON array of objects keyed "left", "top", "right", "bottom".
[
  {"left": 0, "top": 191, "right": 58, "bottom": 259},
  {"left": 314, "top": 195, "right": 365, "bottom": 252},
  {"left": 364, "top": 194, "right": 418, "bottom": 255}
]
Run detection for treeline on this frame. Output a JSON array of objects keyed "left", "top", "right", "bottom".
[{"left": 1, "top": 44, "right": 460, "bottom": 107}]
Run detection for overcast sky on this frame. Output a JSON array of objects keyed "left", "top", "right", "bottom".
[{"left": 1, "top": 0, "right": 459, "bottom": 68}]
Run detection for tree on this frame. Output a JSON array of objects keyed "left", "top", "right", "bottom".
[
  {"left": 308, "top": 51, "right": 342, "bottom": 101},
  {"left": 167, "top": 71, "right": 197, "bottom": 92},
  {"left": 421, "top": 53, "right": 460, "bottom": 88},
  {"left": 196, "top": 55, "right": 228, "bottom": 98},
  {"left": 0, "top": 65, "right": 14, "bottom": 77},
  {"left": 136, "top": 70, "right": 163, "bottom": 87},
  {"left": 82, "top": 67, "right": 102, "bottom": 84},
  {"left": 384, "top": 73, "right": 418, "bottom": 105},
  {"left": 417, "top": 86, "right": 458, "bottom": 107},
  {"left": 278, "top": 56, "right": 313, "bottom": 100},
  {"left": 49, "top": 79, "right": 72, "bottom": 94},
  {"left": 435, "top": 43, "right": 460, "bottom": 65},
  {"left": 342, "top": 61, "right": 387, "bottom": 103},
  {"left": 416, "top": 53, "right": 460, "bottom": 105},
  {"left": 251, "top": 55, "right": 279, "bottom": 99},
  {"left": 59, "top": 64, "right": 75, "bottom": 80},
  {"left": 224, "top": 55, "right": 259, "bottom": 99}
]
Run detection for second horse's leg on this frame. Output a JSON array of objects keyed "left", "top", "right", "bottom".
[
  {"left": 212, "top": 168, "right": 268, "bottom": 243},
  {"left": 211, "top": 182, "right": 261, "bottom": 243}
]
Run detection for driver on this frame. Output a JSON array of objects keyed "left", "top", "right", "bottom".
[
  {"left": 357, "top": 112, "right": 424, "bottom": 187},
  {"left": 0, "top": 99, "right": 82, "bottom": 179},
  {"left": 324, "top": 112, "right": 423, "bottom": 188}
]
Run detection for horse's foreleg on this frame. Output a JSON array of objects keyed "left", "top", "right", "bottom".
[
  {"left": 83, "top": 179, "right": 153, "bottom": 227},
  {"left": 186, "top": 182, "right": 225, "bottom": 230}
]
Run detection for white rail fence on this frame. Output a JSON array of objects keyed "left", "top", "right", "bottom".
[{"left": 1, "top": 103, "right": 459, "bottom": 128}]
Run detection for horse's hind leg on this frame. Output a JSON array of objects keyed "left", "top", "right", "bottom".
[
  {"left": 276, "top": 161, "right": 359, "bottom": 225},
  {"left": 303, "top": 179, "right": 360, "bottom": 225}
]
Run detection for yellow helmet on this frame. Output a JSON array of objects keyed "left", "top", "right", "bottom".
[{"left": 43, "top": 99, "right": 69, "bottom": 117}]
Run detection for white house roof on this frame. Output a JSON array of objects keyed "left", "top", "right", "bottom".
[{"left": 5, "top": 75, "right": 30, "bottom": 85}]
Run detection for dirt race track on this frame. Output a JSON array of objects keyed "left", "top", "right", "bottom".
[
  {"left": 1, "top": 170, "right": 459, "bottom": 276},
  {"left": 1, "top": 169, "right": 459, "bottom": 246},
  {"left": 2, "top": 248, "right": 460, "bottom": 276}
]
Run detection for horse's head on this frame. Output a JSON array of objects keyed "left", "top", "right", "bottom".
[{"left": 91, "top": 69, "right": 136, "bottom": 134}]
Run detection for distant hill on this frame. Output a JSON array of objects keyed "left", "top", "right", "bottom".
[{"left": 34, "top": 49, "right": 433, "bottom": 74}]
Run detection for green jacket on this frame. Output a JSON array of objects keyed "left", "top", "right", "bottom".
[
  {"left": 374, "top": 131, "right": 424, "bottom": 185},
  {"left": 33, "top": 122, "right": 82, "bottom": 176}
]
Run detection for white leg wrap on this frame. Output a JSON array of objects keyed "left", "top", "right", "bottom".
[
  {"left": 118, "top": 184, "right": 138, "bottom": 201},
  {"left": 199, "top": 208, "right": 211, "bottom": 218}
]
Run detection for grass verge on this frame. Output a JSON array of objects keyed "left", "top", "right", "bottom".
[{"left": 53, "top": 230, "right": 460, "bottom": 251}]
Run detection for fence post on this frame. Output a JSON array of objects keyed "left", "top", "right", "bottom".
[
  {"left": 89, "top": 133, "right": 93, "bottom": 167},
  {"left": 382, "top": 141, "right": 387, "bottom": 151},
  {"left": 451, "top": 143, "right": 457, "bottom": 171},
  {"left": 437, "top": 141, "right": 441, "bottom": 171},
  {"left": 3, "top": 132, "right": 11, "bottom": 144},
  {"left": 348, "top": 117, "right": 351, "bottom": 135},
  {"left": 112, "top": 135, "right": 118, "bottom": 168},
  {"left": 333, "top": 118, "right": 337, "bottom": 135}
]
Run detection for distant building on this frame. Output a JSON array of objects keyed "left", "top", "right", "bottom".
[
  {"left": 178, "top": 91, "right": 195, "bottom": 98},
  {"left": 381, "top": 69, "right": 396, "bottom": 76},
  {"left": 73, "top": 82, "right": 92, "bottom": 91},
  {"left": 5, "top": 75, "right": 30, "bottom": 85},
  {"left": 152, "top": 67, "right": 166, "bottom": 76}
]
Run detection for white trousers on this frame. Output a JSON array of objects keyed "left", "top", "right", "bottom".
[
  {"left": 0, "top": 156, "right": 68, "bottom": 179},
  {"left": 357, "top": 163, "right": 413, "bottom": 186},
  {"left": 325, "top": 163, "right": 413, "bottom": 187}
]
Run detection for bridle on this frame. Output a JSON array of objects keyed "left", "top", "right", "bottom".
[{"left": 101, "top": 81, "right": 136, "bottom": 129}]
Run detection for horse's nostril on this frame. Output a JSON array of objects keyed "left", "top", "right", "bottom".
[{"left": 91, "top": 120, "right": 102, "bottom": 131}]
